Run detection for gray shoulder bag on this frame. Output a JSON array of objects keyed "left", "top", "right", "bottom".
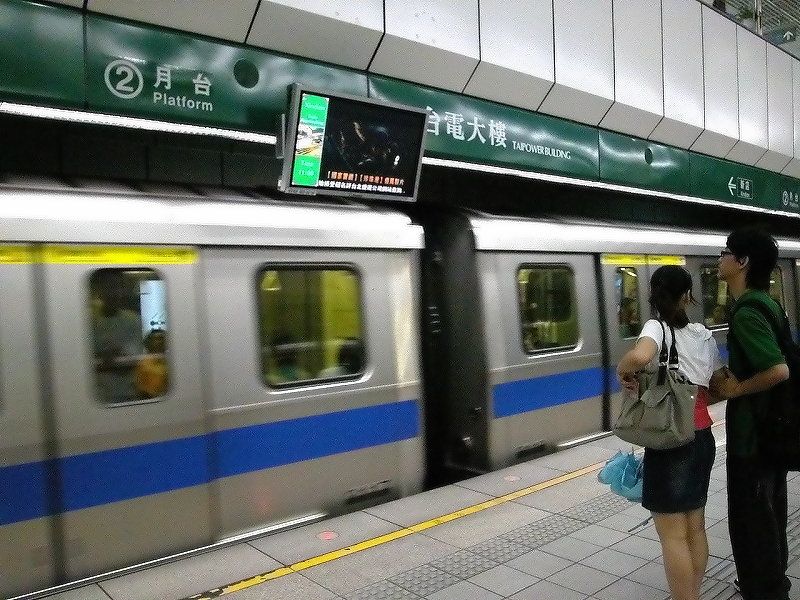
[{"left": 613, "top": 322, "right": 697, "bottom": 450}]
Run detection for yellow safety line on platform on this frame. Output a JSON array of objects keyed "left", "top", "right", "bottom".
[{"left": 184, "top": 422, "right": 727, "bottom": 600}]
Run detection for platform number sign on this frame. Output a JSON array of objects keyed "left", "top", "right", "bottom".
[
  {"left": 104, "top": 59, "right": 144, "bottom": 99},
  {"left": 782, "top": 190, "right": 800, "bottom": 210}
]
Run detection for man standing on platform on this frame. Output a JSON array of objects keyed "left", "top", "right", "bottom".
[{"left": 715, "top": 228, "right": 790, "bottom": 600}]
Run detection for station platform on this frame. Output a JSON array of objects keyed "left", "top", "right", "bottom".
[{"left": 35, "top": 403, "right": 800, "bottom": 600}]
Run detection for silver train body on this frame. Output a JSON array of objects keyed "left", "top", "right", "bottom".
[{"left": 2, "top": 179, "right": 799, "bottom": 597}]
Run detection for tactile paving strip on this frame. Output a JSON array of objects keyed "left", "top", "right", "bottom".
[
  {"left": 562, "top": 492, "right": 631, "bottom": 524},
  {"left": 343, "top": 580, "right": 422, "bottom": 600},
  {"left": 699, "top": 577, "right": 738, "bottom": 600},
  {"left": 705, "top": 559, "right": 736, "bottom": 583},
  {"left": 467, "top": 537, "right": 531, "bottom": 563},
  {"left": 500, "top": 514, "right": 585, "bottom": 548},
  {"left": 430, "top": 549, "right": 498, "bottom": 579},
  {"left": 388, "top": 565, "right": 460, "bottom": 597}
]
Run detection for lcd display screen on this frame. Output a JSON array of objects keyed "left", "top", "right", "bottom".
[{"left": 281, "top": 87, "right": 427, "bottom": 201}]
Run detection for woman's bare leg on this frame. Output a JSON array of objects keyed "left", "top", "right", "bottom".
[
  {"left": 686, "top": 508, "right": 709, "bottom": 597},
  {"left": 653, "top": 512, "right": 697, "bottom": 600}
]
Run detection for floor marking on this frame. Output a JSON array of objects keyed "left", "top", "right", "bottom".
[{"left": 184, "top": 422, "right": 727, "bottom": 599}]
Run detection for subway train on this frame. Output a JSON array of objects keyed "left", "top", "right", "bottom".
[{"left": 2, "top": 177, "right": 799, "bottom": 598}]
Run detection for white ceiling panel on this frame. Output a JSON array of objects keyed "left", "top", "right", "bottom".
[
  {"left": 782, "top": 60, "right": 800, "bottom": 178},
  {"left": 756, "top": 45, "right": 794, "bottom": 172},
  {"left": 463, "top": 0, "right": 553, "bottom": 110},
  {"left": 600, "top": 0, "right": 663, "bottom": 138},
  {"left": 650, "top": 0, "right": 703, "bottom": 148},
  {"left": 691, "top": 7, "right": 738, "bottom": 157},
  {"left": 539, "top": 0, "right": 614, "bottom": 125},
  {"left": 248, "top": 1, "right": 383, "bottom": 71},
  {"left": 727, "top": 28, "right": 767, "bottom": 165},
  {"left": 371, "top": 0, "right": 480, "bottom": 92},
  {"left": 87, "top": 0, "right": 258, "bottom": 42}
]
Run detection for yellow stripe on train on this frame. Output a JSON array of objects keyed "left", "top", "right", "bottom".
[{"left": 43, "top": 245, "right": 198, "bottom": 265}]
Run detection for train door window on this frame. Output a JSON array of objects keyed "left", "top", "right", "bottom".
[
  {"left": 700, "top": 265, "right": 730, "bottom": 328},
  {"left": 258, "top": 267, "right": 364, "bottom": 387},
  {"left": 769, "top": 267, "right": 785, "bottom": 307},
  {"left": 615, "top": 267, "right": 642, "bottom": 338},
  {"left": 517, "top": 266, "right": 580, "bottom": 354},
  {"left": 89, "top": 269, "right": 169, "bottom": 404}
]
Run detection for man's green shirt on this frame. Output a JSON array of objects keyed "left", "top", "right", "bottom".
[{"left": 726, "top": 290, "right": 786, "bottom": 456}]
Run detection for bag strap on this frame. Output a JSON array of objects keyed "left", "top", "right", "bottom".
[
  {"left": 656, "top": 321, "right": 669, "bottom": 385},
  {"left": 667, "top": 323, "right": 680, "bottom": 368}
]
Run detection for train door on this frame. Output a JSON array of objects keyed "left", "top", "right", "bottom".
[
  {"left": 41, "top": 245, "right": 212, "bottom": 579},
  {"left": 600, "top": 255, "right": 650, "bottom": 423},
  {"left": 774, "top": 258, "right": 798, "bottom": 338},
  {"left": 201, "top": 246, "right": 422, "bottom": 537},
  {"left": 0, "top": 245, "right": 54, "bottom": 598},
  {"left": 485, "top": 252, "right": 604, "bottom": 467}
]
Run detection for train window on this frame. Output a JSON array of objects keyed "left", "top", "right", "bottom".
[
  {"left": 89, "top": 269, "right": 169, "bottom": 404},
  {"left": 700, "top": 266, "right": 731, "bottom": 328},
  {"left": 770, "top": 267, "right": 785, "bottom": 307},
  {"left": 258, "top": 268, "right": 364, "bottom": 387},
  {"left": 518, "top": 266, "right": 580, "bottom": 354},
  {"left": 702, "top": 265, "right": 785, "bottom": 328},
  {"left": 615, "top": 267, "right": 642, "bottom": 338}
]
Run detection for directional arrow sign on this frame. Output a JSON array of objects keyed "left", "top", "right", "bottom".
[
  {"left": 785, "top": 30, "right": 795, "bottom": 41},
  {"left": 728, "top": 177, "right": 736, "bottom": 196}
]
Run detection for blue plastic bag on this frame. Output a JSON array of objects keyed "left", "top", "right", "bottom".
[{"left": 598, "top": 450, "right": 643, "bottom": 503}]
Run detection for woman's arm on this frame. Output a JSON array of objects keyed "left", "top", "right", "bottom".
[{"left": 617, "top": 338, "right": 658, "bottom": 390}]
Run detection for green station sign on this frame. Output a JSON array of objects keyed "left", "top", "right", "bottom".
[{"left": 1, "top": 0, "right": 800, "bottom": 217}]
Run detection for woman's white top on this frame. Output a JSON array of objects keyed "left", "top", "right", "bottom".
[{"left": 638, "top": 319, "right": 722, "bottom": 387}]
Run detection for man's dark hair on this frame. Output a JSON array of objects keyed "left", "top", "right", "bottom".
[{"left": 726, "top": 227, "right": 778, "bottom": 291}]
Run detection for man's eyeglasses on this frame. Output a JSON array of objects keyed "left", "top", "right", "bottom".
[{"left": 720, "top": 249, "right": 734, "bottom": 258}]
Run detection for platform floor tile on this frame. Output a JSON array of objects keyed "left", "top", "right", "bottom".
[
  {"left": 43, "top": 586, "right": 112, "bottom": 600},
  {"left": 512, "top": 472, "right": 606, "bottom": 512},
  {"left": 538, "top": 535, "right": 603, "bottom": 562},
  {"left": 504, "top": 548, "right": 572, "bottom": 579},
  {"left": 453, "top": 465, "right": 564, "bottom": 497},
  {"left": 579, "top": 547, "right": 647, "bottom": 577},
  {"left": 501, "top": 514, "right": 585, "bottom": 548},
  {"left": 421, "top": 502, "right": 549, "bottom": 548},
  {"left": 466, "top": 536, "right": 531, "bottom": 563},
  {"left": 608, "top": 535, "right": 663, "bottom": 561},
  {"left": 365, "top": 486, "right": 494, "bottom": 528},
  {"left": 302, "top": 533, "right": 459, "bottom": 596},
  {"left": 341, "top": 580, "right": 421, "bottom": 599},
  {"left": 546, "top": 562, "right": 618, "bottom": 595},
  {"left": 570, "top": 524, "right": 629, "bottom": 547},
  {"left": 625, "top": 561, "right": 669, "bottom": 592},
  {"left": 707, "top": 534, "right": 734, "bottom": 559},
  {"left": 697, "top": 577, "right": 738, "bottom": 600},
  {"left": 535, "top": 445, "right": 615, "bottom": 474},
  {"left": 425, "top": 580, "right": 503, "bottom": 600},
  {"left": 506, "top": 579, "right": 587, "bottom": 600},
  {"left": 98, "top": 544, "right": 282, "bottom": 600},
  {"left": 467, "top": 564, "right": 539, "bottom": 596},
  {"left": 592, "top": 577, "right": 665, "bottom": 600},
  {"left": 224, "top": 572, "right": 341, "bottom": 600},
  {"left": 249, "top": 510, "right": 400, "bottom": 565}
]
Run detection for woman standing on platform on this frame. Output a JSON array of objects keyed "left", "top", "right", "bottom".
[{"left": 616, "top": 266, "right": 726, "bottom": 600}]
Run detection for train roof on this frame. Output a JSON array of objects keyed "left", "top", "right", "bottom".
[
  {"left": 469, "top": 214, "right": 800, "bottom": 258},
  {"left": 0, "top": 177, "right": 424, "bottom": 250}
]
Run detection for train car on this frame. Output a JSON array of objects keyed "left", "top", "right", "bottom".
[
  {"left": 421, "top": 210, "right": 800, "bottom": 481},
  {"left": 4, "top": 176, "right": 800, "bottom": 598},
  {"left": 0, "top": 178, "right": 425, "bottom": 598}
]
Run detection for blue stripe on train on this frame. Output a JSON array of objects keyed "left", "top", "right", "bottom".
[
  {"left": 493, "top": 367, "right": 605, "bottom": 418},
  {"left": 0, "top": 400, "right": 419, "bottom": 526}
]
